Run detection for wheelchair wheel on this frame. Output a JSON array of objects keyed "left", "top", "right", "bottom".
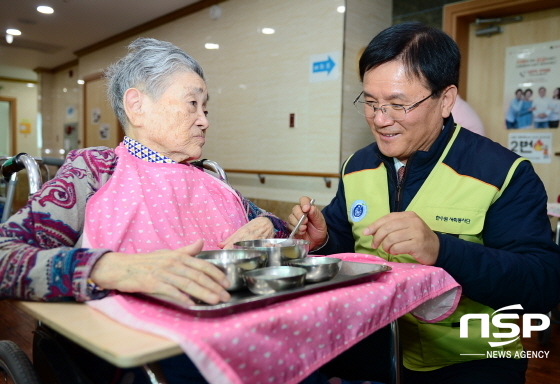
[{"left": 0, "top": 340, "right": 41, "bottom": 384}]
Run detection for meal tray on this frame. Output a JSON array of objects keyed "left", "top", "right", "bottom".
[{"left": 144, "top": 261, "right": 391, "bottom": 317}]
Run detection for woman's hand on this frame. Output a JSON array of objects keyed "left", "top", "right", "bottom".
[
  {"left": 288, "top": 196, "right": 327, "bottom": 250},
  {"left": 218, "top": 217, "right": 275, "bottom": 249},
  {"left": 90, "top": 239, "right": 231, "bottom": 305}
]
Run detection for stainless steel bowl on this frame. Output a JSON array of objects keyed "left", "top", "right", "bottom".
[
  {"left": 286, "top": 257, "right": 342, "bottom": 283},
  {"left": 196, "top": 249, "right": 267, "bottom": 291},
  {"left": 233, "top": 238, "right": 310, "bottom": 267},
  {"left": 243, "top": 266, "right": 307, "bottom": 295}
]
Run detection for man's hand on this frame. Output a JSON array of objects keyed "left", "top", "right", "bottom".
[
  {"left": 363, "top": 211, "right": 439, "bottom": 265},
  {"left": 288, "top": 196, "right": 328, "bottom": 250}
]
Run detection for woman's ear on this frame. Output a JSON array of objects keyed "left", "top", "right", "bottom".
[
  {"left": 123, "top": 88, "right": 144, "bottom": 127},
  {"left": 441, "top": 85, "right": 458, "bottom": 119}
]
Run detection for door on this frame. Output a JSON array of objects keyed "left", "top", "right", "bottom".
[
  {"left": 0, "top": 97, "right": 16, "bottom": 156},
  {"left": 444, "top": 0, "right": 560, "bottom": 200},
  {"left": 84, "top": 73, "right": 123, "bottom": 149}
]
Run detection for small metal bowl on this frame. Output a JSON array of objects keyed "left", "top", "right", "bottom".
[
  {"left": 243, "top": 266, "right": 307, "bottom": 295},
  {"left": 233, "top": 238, "right": 310, "bottom": 267},
  {"left": 196, "top": 249, "right": 267, "bottom": 291},
  {"left": 286, "top": 257, "right": 342, "bottom": 283}
]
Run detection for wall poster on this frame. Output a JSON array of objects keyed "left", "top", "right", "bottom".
[
  {"left": 508, "top": 132, "right": 552, "bottom": 164},
  {"left": 99, "top": 124, "right": 110, "bottom": 140},
  {"left": 91, "top": 108, "right": 101, "bottom": 124},
  {"left": 503, "top": 40, "right": 560, "bottom": 130}
]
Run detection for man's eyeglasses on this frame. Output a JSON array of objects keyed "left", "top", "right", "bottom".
[{"left": 353, "top": 91, "right": 434, "bottom": 122}]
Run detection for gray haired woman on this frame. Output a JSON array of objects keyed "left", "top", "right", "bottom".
[{"left": 0, "top": 38, "right": 290, "bottom": 382}]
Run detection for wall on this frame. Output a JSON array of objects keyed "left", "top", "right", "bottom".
[
  {"left": 466, "top": 7, "right": 560, "bottom": 201},
  {"left": 341, "top": 0, "right": 391, "bottom": 163},
  {"left": 79, "top": 0, "right": 346, "bottom": 206},
  {"left": 72, "top": 0, "right": 391, "bottom": 208},
  {"left": 39, "top": 65, "right": 81, "bottom": 159}
]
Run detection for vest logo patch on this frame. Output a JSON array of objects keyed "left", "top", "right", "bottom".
[{"left": 350, "top": 200, "right": 367, "bottom": 222}]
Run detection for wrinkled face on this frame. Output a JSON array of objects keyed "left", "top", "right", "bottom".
[
  {"left": 362, "top": 61, "right": 455, "bottom": 163},
  {"left": 138, "top": 71, "right": 209, "bottom": 163}
]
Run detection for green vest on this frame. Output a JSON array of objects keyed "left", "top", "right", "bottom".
[{"left": 342, "top": 126, "right": 526, "bottom": 370}]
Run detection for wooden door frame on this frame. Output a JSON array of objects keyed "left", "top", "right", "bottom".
[
  {"left": 83, "top": 72, "right": 123, "bottom": 148},
  {"left": 443, "top": 0, "right": 559, "bottom": 98},
  {"left": 0, "top": 96, "right": 17, "bottom": 155}
]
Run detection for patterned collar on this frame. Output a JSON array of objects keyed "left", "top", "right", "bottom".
[{"left": 123, "top": 136, "right": 176, "bottom": 164}]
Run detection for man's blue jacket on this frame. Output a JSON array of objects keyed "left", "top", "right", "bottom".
[{"left": 319, "top": 116, "right": 560, "bottom": 314}]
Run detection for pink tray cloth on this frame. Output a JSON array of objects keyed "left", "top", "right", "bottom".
[{"left": 87, "top": 253, "right": 461, "bottom": 384}]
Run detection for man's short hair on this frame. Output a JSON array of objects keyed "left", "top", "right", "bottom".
[{"left": 359, "top": 22, "right": 460, "bottom": 97}]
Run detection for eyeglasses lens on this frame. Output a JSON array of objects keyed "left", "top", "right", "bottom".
[{"left": 354, "top": 100, "right": 405, "bottom": 122}]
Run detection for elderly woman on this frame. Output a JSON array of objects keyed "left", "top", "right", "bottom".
[
  {"left": 0, "top": 38, "right": 380, "bottom": 384},
  {"left": 0, "top": 37, "right": 288, "bottom": 308}
]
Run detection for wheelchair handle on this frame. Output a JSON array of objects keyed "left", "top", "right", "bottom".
[
  {"left": 1, "top": 153, "right": 43, "bottom": 194},
  {"left": 191, "top": 159, "right": 229, "bottom": 184}
]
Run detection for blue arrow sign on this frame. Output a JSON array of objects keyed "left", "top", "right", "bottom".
[{"left": 312, "top": 56, "right": 335, "bottom": 74}]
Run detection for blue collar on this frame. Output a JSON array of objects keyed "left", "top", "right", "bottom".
[{"left": 122, "top": 136, "right": 176, "bottom": 164}]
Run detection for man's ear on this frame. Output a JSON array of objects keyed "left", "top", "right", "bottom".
[
  {"left": 441, "top": 85, "right": 458, "bottom": 119},
  {"left": 123, "top": 88, "right": 145, "bottom": 127}
]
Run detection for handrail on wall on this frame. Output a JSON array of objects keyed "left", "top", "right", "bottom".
[{"left": 224, "top": 169, "right": 340, "bottom": 188}]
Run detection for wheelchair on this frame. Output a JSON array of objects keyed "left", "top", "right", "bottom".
[
  {"left": 0, "top": 154, "right": 402, "bottom": 384},
  {"left": 0, "top": 154, "right": 64, "bottom": 223},
  {"left": 0, "top": 154, "right": 225, "bottom": 384}
]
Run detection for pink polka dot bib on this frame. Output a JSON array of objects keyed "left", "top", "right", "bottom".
[{"left": 83, "top": 144, "right": 248, "bottom": 252}]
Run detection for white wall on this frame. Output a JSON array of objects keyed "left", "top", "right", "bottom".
[
  {"left": 341, "top": 0, "right": 391, "bottom": 162},
  {"left": 39, "top": 66, "right": 82, "bottom": 158},
  {"left": 52, "top": 0, "right": 392, "bottom": 206}
]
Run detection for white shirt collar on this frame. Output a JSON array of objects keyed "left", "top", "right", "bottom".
[{"left": 393, "top": 157, "right": 405, "bottom": 172}]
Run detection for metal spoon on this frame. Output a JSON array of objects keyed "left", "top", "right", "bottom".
[{"left": 281, "top": 198, "right": 315, "bottom": 246}]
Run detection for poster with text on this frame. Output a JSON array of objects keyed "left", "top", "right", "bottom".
[
  {"left": 503, "top": 40, "right": 560, "bottom": 130},
  {"left": 508, "top": 132, "right": 552, "bottom": 164}
]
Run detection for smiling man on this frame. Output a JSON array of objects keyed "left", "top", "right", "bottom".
[{"left": 289, "top": 22, "right": 560, "bottom": 384}]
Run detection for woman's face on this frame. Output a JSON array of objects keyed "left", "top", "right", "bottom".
[
  {"left": 524, "top": 90, "right": 533, "bottom": 100},
  {"left": 136, "top": 71, "right": 209, "bottom": 163}
]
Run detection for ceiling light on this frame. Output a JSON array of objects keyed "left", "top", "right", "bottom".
[
  {"left": 261, "top": 28, "right": 275, "bottom": 35},
  {"left": 6, "top": 29, "right": 22, "bottom": 36},
  {"left": 5, "top": 34, "right": 13, "bottom": 44},
  {"left": 77, "top": 80, "right": 85, "bottom": 85},
  {"left": 27, "top": 83, "right": 35, "bottom": 88},
  {"left": 205, "top": 43, "right": 219, "bottom": 50},
  {"left": 337, "top": 6, "right": 346, "bottom": 13},
  {"left": 37, "top": 6, "right": 54, "bottom": 14}
]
